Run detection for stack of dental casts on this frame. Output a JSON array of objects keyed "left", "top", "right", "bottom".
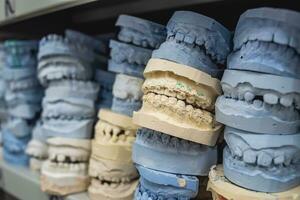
[
  {"left": 208, "top": 7, "right": 300, "bottom": 200},
  {"left": 88, "top": 15, "right": 166, "bottom": 200},
  {"left": 133, "top": 11, "right": 231, "bottom": 199},
  {"left": 1, "top": 40, "right": 42, "bottom": 166},
  {"left": 0, "top": 43, "right": 7, "bottom": 148},
  {"left": 35, "top": 30, "right": 101, "bottom": 196}
]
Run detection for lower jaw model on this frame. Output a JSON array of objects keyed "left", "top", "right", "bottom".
[
  {"left": 41, "top": 137, "right": 91, "bottom": 196},
  {"left": 133, "top": 58, "right": 223, "bottom": 146},
  {"left": 88, "top": 109, "right": 139, "bottom": 200},
  {"left": 207, "top": 165, "right": 300, "bottom": 200}
]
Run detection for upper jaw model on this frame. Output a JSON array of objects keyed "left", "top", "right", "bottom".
[
  {"left": 111, "top": 73, "right": 144, "bottom": 117},
  {"left": 152, "top": 11, "right": 232, "bottom": 79},
  {"left": 228, "top": 7, "right": 300, "bottom": 78},
  {"left": 223, "top": 127, "right": 300, "bottom": 193},
  {"left": 216, "top": 69, "right": 300, "bottom": 134},
  {"left": 134, "top": 165, "right": 199, "bottom": 200},
  {"left": 207, "top": 165, "right": 300, "bottom": 200},
  {"left": 133, "top": 58, "right": 223, "bottom": 146},
  {"left": 41, "top": 137, "right": 91, "bottom": 195},
  {"left": 88, "top": 109, "right": 139, "bottom": 200}
]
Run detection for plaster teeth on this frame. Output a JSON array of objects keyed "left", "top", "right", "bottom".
[
  {"left": 253, "top": 99, "right": 263, "bottom": 108},
  {"left": 263, "top": 93, "right": 279, "bottom": 105},
  {"left": 176, "top": 92, "right": 186, "bottom": 100},
  {"left": 175, "top": 32, "right": 185, "bottom": 42},
  {"left": 274, "top": 155, "right": 285, "bottom": 165},
  {"left": 284, "top": 156, "right": 292, "bottom": 166},
  {"left": 243, "top": 150, "right": 257, "bottom": 164},
  {"left": 257, "top": 152, "right": 272, "bottom": 167},
  {"left": 280, "top": 94, "right": 294, "bottom": 107},
  {"left": 57, "top": 154, "right": 65, "bottom": 162},
  {"left": 244, "top": 91, "right": 255, "bottom": 102}
]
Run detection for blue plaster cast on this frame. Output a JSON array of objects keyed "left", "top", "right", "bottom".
[
  {"left": 111, "top": 97, "right": 142, "bottom": 117},
  {"left": 133, "top": 128, "right": 217, "bottom": 175},
  {"left": 108, "top": 59, "right": 145, "bottom": 78}
]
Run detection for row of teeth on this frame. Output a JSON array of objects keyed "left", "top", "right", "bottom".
[
  {"left": 143, "top": 85, "right": 211, "bottom": 109},
  {"left": 91, "top": 178, "right": 135, "bottom": 188},
  {"left": 119, "top": 18, "right": 166, "bottom": 34},
  {"left": 95, "top": 121, "right": 135, "bottom": 143},
  {"left": 229, "top": 148, "right": 300, "bottom": 167},
  {"left": 5, "top": 46, "right": 38, "bottom": 54},
  {"left": 39, "top": 34, "right": 92, "bottom": 53},
  {"left": 222, "top": 83, "right": 300, "bottom": 109},
  {"left": 8, "top": 79, "right": 40, "bottom": 91},
  {"left": 42, "top": 112, "right": 94, "bottom": 120},
  {"left": 110, "top": 48, "right": 149, "bottom": 66},
  {"left": 48, "top": 79, "right": 99, "bottom": 91},
  {"left": 167, "top": 28, "right": 228, "bottom": 63},
  {"left": 39, "top": 71, "right": 92, "bottom": 84},
  {"left": 137, "top": 128, "right": 202, "bottom": 151},
  {"left": 235, "top": 40, "right": 300, "bottom": 59},
  {"left": 118, "top": 28, "right": 163, "bottom": 49},
  {"left": 91, "top": 174, "right": 132, "bottom": 183},
  {"left": 234, "top": 25, "right": 299, "bottom": 53},
  {"left": 143, "top": 92, "right": 213, "bottom": 125},
  {"left": 49, "top": 153, "right": 89, "bottom": 162},
  {"left": 220, "top": 96, "right": 300, "bottom": 121},
  {"left": 48, "top": 161, "right": 87, "bottom": 171}
]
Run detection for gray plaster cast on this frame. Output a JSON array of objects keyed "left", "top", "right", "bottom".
[
  {"left": 136, "top": 165, "right": 199, "bottom": 192},
  {"left": 111, "top": 97, "right": 142, "bottom": 117},
  {"left": 216, "top": 69, "right": 300, "bottom": 134},
  {"left": 42, "top": 97, "right": 96, "bottom": 120},
  {"left": 225, "top": 126, "right": 300, "bottom": 167},
  {"left": 133, "top": 128, "right": 217, "bottom": 176},
  {"left": 45, "top": 80, "right": 99, "bottom": 102},
  {"left": 38, "top": 34, "right": 106, "bottom": 68},
  {"left": 2, "top": 129, "right": 30, "bottom": 166},
  {"left": 65, "top": 29, "right": 107, "bottom": 55},
  {"left": 108, "top": 59, "right": 145, "bottom": 78},
  {"left": 112, "top": 74, "right": 143, "bottom": 101},
  {"left": 4, "top": 40, "right": 38, "bottom": 68},
  {"left": 223, "top": 146, "right": 300, "bottom": 193},
  {"left": 42, "top": 118, "right": 94, "bottom": 139},
  {"left": 152, "top": 39, "right": 224, "bottom": 78},
  {"left": 229, "top": 7, "right": 300, "bottom": 78},
  {"left": 152, "top": 11, "right": 231, "bottom": 78},
  {"left": 38, "top": 56, "right": 94, "bottom": 86},
  {"left": 31, "top": 120, "right": 47, "bottom": 143},
  {"left": 94, "top": 69, "right": 115, "bottom": 109},
  {"left": 3, "top": 117, "right": 32, "bottom": 138},
  {"left": 134, "top": 171, "right": 198, "bottom": 199},
  {"left": 110, "top": 40, "right": 152, "bottom": 66},
  {"left": 116, "top": 15, "right": 166, "bottom": 49}
]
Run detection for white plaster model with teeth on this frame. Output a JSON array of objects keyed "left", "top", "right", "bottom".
[
  {"left": 224, "top": 127, "right": 300, "bottom": 192},
  {"left": 41, "top": 137, "right": 91, "bottom": 195},
  {"left": 113, "top": 74, "right": 144, "bottom": 101},
  {"left": 38, "top": 56, "right": 94, "bottom": 86},
  {"left": 207, "top": 165, "right": 300, "bottom": 200},
  {"left": 216, "top": 69, "right": 300, "bottom": 134},
  {"left": 88, "top": 109, "right": 139, "bottom": 200},
  {"left": 133, "top": 58, "right": 223, "bottom": 146},
  {"left": 26, "top": 139, "right": 48, "bottom": 171}
]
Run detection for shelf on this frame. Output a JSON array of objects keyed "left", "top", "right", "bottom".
[
  {"left": 0, "top": 155, "right": 90, "bottom": 200},
  {"left": 0, "top": 0, "right": 298, "bottom": 40}
]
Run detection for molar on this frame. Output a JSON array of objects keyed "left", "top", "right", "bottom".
[
  {"left": 253, "top": 99, "right": 263, "bottom": 108},
  {"left": 257, "top": 152, "right": 272, "bottom": 167},
  {"left": 263, "top": 93, "right": 279, "bottom": 105},
  {"left": 280, "top": 94, "right": 293, "bottom": 107},
  {"left": 244, "top": 91, "right": 255, "bottom": 102},
  {"left": 243, "top": 150, "right": 257, "bottom": 164}
]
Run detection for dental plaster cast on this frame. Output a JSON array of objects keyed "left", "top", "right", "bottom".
[
  {"left": 2, "top": 129, "right": 30, "bottom": 166},
  {"left": 228, "top": 7, "right": 300, "bottom": 78},
  {"left": 133, "top": 128, "right": 217, "bottom": 175},
  {"left": 26, "top": 121, "right": 48, "bottom": 171},
  {"left": 116, "top": 15, "right": 166, "bottom": 49},
  {"left": 216, "top": 69, "right": 300, "bottom": 134},
  {"left": 65, "top": 29, "right": 108, "bottom": 55},
  {"left": 224, "top": 127, "right": 300, "bottom": 193},
  {"left": 38, "top": 34, "right": 106, "bottom": 86},
  {"left": 88, "top": 109, "right": 139, "bottom": 200},
  {"left": 152, "top": 11, "right": 231, "bottom": 79},
  {"left": 42, "top": 80, "right": 99, "bottom": 119},
  {"left": 133, "top": 58, "right": 223, "bottom": 146},
  {"left": 4, "top": 117, "right": 32, "bottom": 138},
  {"left": 94, "top": 69, "right": 115, "bottom": 109},
  {"left": 112, "top": 74, "right": 143, "bottom": 117},
  {"left": 207, "top": 165, "right": 300, "bottom": 200},
  {"left": 5, "top": 88, "right": 43, "bottom": 119},
  {"left": 41, "top": 137, "right": 91, "bottom": 195},
  {"left": 134, "top": 165, "right": 199, "bottom": 200},
  {"left": 108, "top": 40, "right": 151, "bottom": 78}
]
